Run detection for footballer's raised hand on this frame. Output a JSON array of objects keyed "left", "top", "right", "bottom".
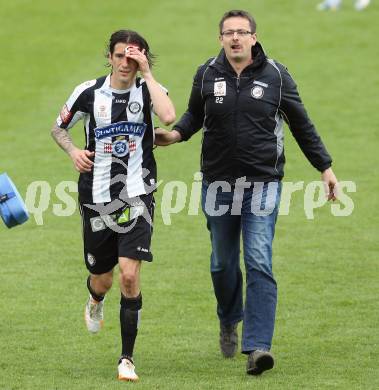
[
  {"left": 125, "top": 46, "right": 150, "bottom": 76},
  {"left": 124, "top": 46, "right": 175, "bottom": 125}
]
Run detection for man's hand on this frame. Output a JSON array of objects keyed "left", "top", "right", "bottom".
[
  {"left": 126, "top": 46, "right": 150, "bottom": 77},
  {"left": 127, "top": 47, "right": 176, "bottom": 125},
  {"left": 69, "top": 148, "right": 95, "bottom": 173},
  {"left": 321, "top": 167, "right": 338, "bottom": 201},
  {"left": 154, "top": 128, "right": 182, "bottom": 146}
]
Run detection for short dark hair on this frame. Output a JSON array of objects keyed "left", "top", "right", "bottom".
[
  {"left": 106, "top": 29, "right": 156, "bottom": 67},
  {"left": 219, "top": 10, "right": 257, "bottom": 34}
]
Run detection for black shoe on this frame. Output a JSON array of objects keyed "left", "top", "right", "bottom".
[
  {"left": 219, "top": 323, "right": 238, "bottom": 358},
  {"left": 246, "top": 350, "right": 274, "bottom": 375}
]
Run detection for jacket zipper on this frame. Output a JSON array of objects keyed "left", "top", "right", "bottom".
[{"left": 232, "top": 75, "right": 240, "bottom": 179}]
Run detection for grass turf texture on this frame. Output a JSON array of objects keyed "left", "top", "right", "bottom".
[{"left": 1, "top": 0, "right": 379, "bottom": 388}]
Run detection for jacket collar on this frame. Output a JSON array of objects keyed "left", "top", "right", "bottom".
[{"left": 211, "top": 41, "right": 267, "bottom": 76}]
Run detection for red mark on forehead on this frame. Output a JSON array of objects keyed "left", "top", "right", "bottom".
[{"left": 126, "top": 44, "right": 141, "bottom": 51}]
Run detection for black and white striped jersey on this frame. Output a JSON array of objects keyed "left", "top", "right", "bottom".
[{"left": 57, "top": 75, "right": 164, "bottom": 204}]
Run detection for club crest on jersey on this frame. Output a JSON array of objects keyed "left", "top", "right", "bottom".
[
  {"left": 95, "top": 121, "right": 147, "bottom": 139},
  {"left": 214, "top": 81, "right": 226, "bottom": 96},
  {"left": 251, "top": 86, "right": 264, "bottom": 99},
  {"left": 128, "top": 101, "right": 142, "bottom": 114},
  {"left": 113, "top": 140, "right": 129, "bottom": 157}
]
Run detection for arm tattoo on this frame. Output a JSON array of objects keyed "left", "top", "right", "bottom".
[{"left": 51, "top": 125, "right": 75, "bottom": 154}]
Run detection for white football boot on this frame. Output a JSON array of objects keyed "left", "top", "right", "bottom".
[
  {"left": 84, "top": 295, "right": 104, "bottom": 333},
  {"left": 118, "top": 357, "right": 139, "bottom": 382}
]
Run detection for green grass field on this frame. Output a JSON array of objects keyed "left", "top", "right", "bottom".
[{"left": 1, "top": 0, "right": 379, "bottom": 389}]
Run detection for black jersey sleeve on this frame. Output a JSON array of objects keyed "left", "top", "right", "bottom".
[
  {"left": 173, "top": 64, "right": 206, "bottom": 141},
  {"left": 56, "top": 79, "right": 96, "bottom": 129},
  {"left": 278, "top": 63, "right": 332, "bottom": 172}
]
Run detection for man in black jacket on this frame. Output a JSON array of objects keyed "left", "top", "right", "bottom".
[{"left": 155, "top": 9, "right": 338, "bottom": 375}]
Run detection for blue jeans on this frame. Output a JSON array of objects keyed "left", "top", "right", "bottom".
[{"left": 201, "top": 180, "right": 282, "bottom": 353}]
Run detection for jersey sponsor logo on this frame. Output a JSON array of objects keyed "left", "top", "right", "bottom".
[
  {"left": 94, "top": 121, "right": 147, "bottom": 140},
  {"left": 214, "top": 81, "right": 226, "bottom": 96},
  {"left": 113, "top": 140, "right": 129, "bottom": 157},
  {"left": 115, "top": 99, "right": 127, "bottom": 103},
  {"left": 60, "top": 104, "right": 72, "bottom": 124},
  {"left": 128, "top": 101, "right": 142, "bottom": 114},
  {"left": 251, "top": 86, "right": 264, "bottom": 99}
]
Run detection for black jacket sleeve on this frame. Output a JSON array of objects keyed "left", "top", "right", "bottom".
[
  {"left": 173, "top": 64, "right": 206, "bottom": 141},
  {"left": 278, "top": 63, "right": 332, "bottom": 172}
]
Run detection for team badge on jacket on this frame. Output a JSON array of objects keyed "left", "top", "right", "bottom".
[
  {"left": 214, "top": 81, "right": 226, "bottom": 96},
  {"left": 251, "top": 86, "right": 264, "bottom": 99}
]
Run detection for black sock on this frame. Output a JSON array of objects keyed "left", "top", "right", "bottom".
[
  {"left": 86, "top": 276, "right": 105, "bottom": 302},
  {"left": 120, "top": 293, "right": 142, "bottom": 358}
]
